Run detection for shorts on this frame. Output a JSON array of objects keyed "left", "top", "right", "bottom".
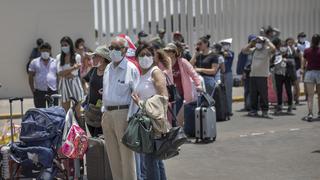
[{"left": 304, "top": 70, "right": 320, "bottom": 84}]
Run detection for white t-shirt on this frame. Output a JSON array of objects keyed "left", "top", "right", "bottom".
[{"left": 56, "top": 54, "right": 81, "bottom": 76}]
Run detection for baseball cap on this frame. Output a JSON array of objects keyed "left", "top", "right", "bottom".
[
  {"left": 173, "top": 31, "right": 182, "bottom": 36},
  {"left": 248, "top": 34, "right": 257, "bottom": 42},
  {"left": 158, "top": 28, "right": 166, "bottom": 34},
  {"left": 138, "top": 31, "right": 148, "bottom": 38}
]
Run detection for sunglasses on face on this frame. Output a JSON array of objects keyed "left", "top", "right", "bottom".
[{"left": 108, "top": 46, "right": 124, "bottom": 51}]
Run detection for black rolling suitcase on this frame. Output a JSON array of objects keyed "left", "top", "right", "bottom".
[
  {"left": 213, "top": 83, "right": 229, "bottom": 121},
  {"left": 86, "top": 136, "right": 113, "bottom": 180},
  {"left": 0, "top": 98, "right": 24, "bottom": 179}
]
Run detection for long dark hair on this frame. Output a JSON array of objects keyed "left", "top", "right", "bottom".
[
  {"left": 60, "top": 36, "right": 76, "bottom": 66},
  {"left": 311, "top": 34, "right": 320, "bottom": 49}
]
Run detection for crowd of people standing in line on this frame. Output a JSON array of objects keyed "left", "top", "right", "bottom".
[{"left": 26, "top": 26, "right": 320, "bottom": 179}]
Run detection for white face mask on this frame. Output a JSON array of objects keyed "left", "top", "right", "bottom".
[
  {"left": 139, "top": 56, "right": 154, "bottom": 69},
  {"left": 280, "top": 47, "right": 288, "bottom": 53},
  {"left": 299, "top": 37, "right": 306, "bottom": 43},
  {"left": 61, "top": 46, "right": 70, "bottom": 54},
  {"left": 222, "top": 45, "right": 231, "bottom": 51},
  {"left": 41, "top": 52, "right": 50, "bottom": 60},
  {"left": 110, "top": 50, "right": 124, "bottom": 62},
  {"left": 255, "top": 43, "right": 263, "bottom": 49}
]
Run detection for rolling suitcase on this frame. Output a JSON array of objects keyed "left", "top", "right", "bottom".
[
  {"left": 183, "top": 101, "right": 197, "bottom": 137},
  {"left": 195, "top": 106, "right": 217, "bottom": 143},
  {"left": 0, "top": 98, "right": 23, "bottom": 179},
  {"left": 86, "top": 136, "right": 113, "bottom": 180},
  {"left": 213, "top": 83, "right": 229, "bottom": 121}
]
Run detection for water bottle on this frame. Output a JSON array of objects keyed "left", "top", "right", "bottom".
[{"left": 1, "top": 146, "right": 10, "bottom": 179}]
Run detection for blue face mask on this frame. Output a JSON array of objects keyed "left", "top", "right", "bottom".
[
  {"left": 61, "top": 46, "right": 70, "bottom": 54},
  {"left": 110, "top": 50, "right": 123, "bottom": 62}
]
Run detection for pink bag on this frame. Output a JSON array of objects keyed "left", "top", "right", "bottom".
[{"left": 60, "top": 109, "right": 88, "bottom": 159}]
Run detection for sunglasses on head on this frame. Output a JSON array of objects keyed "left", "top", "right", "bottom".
[{"left": 108, "top": 46, "right": 124, "bottom": 51}]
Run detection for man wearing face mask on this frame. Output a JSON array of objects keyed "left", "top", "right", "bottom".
[
  {"left": 28, "top": 42, "right": 58, "bottom": 108},
  {"left": 220, "top": 38, "right": 235, "bottom": 116},
  {"left": 102, "top": 37, "right": 140, "bottom": 180},
  {"left": 135, "top": 31, "right": 149, "bottom": 48},
  {"left": 242, "top": 36, "right": 276, "bottom": 118}
]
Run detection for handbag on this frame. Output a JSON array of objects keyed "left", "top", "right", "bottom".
[
  {"left": 84, "top": 104, "right": 102, "bottom": 127},
  {"left": 122, "top": 108, "right": 154, "bottom": 154},
  {"left": 165, "top": 74, "right": 181, "bottom": 103},
  {"left": 61, "top": 109, "right": 88, "bottom": 159},
  {"left": 152, "top": 106, "right": 187, "bottom": 160},
  {"left": 153, "top": 126, "right": 187, "bottom": 160},
  {"left": 83, "top": 68, "right": 102, "bottom": 127}
]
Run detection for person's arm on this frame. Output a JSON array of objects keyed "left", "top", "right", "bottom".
[
  {"left": 190, "top": 50, "right": 199, "bottom": 66},
  {"left": 195, "top": 63, "right": 219, "bottom": 76},
  {"left": 301, "top": 56, "right": 307, "bottom": 75},
  {"left": 28, "top": 72, "right": 35, "bottom": 93},
  {"left": 265, "top": 38, "right": 276, "bottom": 54},
  {"left": 57, "top": 64, "right": 81, "bottom": 77},
  {"left": 242, "top": 41, "right": 255, "bottom": 54},
  {"left": 181, "top": 59, "right": 201, "bottom": 88},
  {"left": 152, "top": 69, "right": 168, "bottom": 97}
]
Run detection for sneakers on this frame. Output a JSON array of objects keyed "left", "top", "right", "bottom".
[
  {"left": 261, "top": 111, "right": 270, "bottom": 118},
  {"left": 307, "top": 113, "right": 313, "bottom": 122},
  {"left": 287, "top": 106, "right": 292, "bottom": 113},
  {"left": 248, "top": 111, "right": 258, "bottom": 117},
  {"left": 274, "top": 106, "right": 282, "bottom": 115}
]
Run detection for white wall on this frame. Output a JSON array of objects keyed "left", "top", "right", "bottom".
[{"left": 0, "top": 0, "right": 95, "bottom": 99}]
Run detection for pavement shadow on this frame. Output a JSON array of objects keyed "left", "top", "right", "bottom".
[{"left": 312, "top": 150, "right": 320, "bottom": 153}]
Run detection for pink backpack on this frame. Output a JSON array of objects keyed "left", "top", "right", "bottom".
[{"left": 60, "top": 109, "right": 88, "bottom": 159}]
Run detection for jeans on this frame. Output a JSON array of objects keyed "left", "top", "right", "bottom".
[
  {"left": 136, "top": 153, "right": 146, "bottom": 180},
  {"left": 275, "top": 74, "right": 293, "bottom": 106},
  {"left": 250, "top": 77, "right": 269, "bottom": 112},
  {"left": 244, "top": 77, "right": 251, "bottom": 110},
  {"left": 144, "top": 153, "right": 167, "bottom": 180},
  {"left": 223, "top": 72, "right": 233, "bottom": 114},
  {"left": 202, "top": 75, "right": 216, "bottom": 96},
  {"left": 174, "top": 95, "right": 184, "bottom": 116}
]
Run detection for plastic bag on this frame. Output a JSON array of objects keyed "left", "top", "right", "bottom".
[
  {"left": 60, "top": 109, "right": 88, "bottom": 159},
  {"left": 0, "top": 121, "right": 21, "bottom": 145}
]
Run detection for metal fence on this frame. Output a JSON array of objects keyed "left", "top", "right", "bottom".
[{"left": 95, "top": 0, "right": 320, "bottom": 57}]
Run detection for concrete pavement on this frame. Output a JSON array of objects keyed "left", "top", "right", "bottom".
[{"left": 165, "top": 101, "right": 320, "bottom": 180}]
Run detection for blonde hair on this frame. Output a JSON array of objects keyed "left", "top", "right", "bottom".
[{"left": 156, "top": 49, "right": 171, "bottom": 70}]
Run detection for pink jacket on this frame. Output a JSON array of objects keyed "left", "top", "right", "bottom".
[{"left": 177, "top": 58, "right": 201, "bottom": 103}]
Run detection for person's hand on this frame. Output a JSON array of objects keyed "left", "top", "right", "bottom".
[
  {"left": 196, "top": 86, "right": 203, "bottom": 92},
  {"left": 73, "top": 63, "right": 81, "bottom": 70},
  {"left": 300, "top": 69, "right": 304, "bottom": 75},
  {"left": 131, "top": 92, "right": 140, "bottom": 105}
]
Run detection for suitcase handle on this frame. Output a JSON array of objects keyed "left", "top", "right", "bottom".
[
  {"left": 9, "top": 97, "right": 23, "bottom": 103},
  {"left": 9, "top": 97, "right": 24, "bottom": 144}
]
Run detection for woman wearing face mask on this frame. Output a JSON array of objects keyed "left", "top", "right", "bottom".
[
  {"left": 56, "top": 36, "right": 84, "bottom": 118},
  {"left": 271, "top": 38, "right": 294, "bottom": 114},
  {"left": 286, "top": 38, "right": 302, "bottom": 106},
  {"left": 301, "top": 34, "right": 320, "bottom": 121},
  {"left": 190, "top": 35, "right": 219, "bottom": 96},
  {"left": 164, "top": 43, "right": 202, "bottom": 125},
  {"left": 130, "top": 43, "right": 169, "bottom": 180},
  {"left": 83, "top": 46, "right": 110, "bottom": 137}
]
